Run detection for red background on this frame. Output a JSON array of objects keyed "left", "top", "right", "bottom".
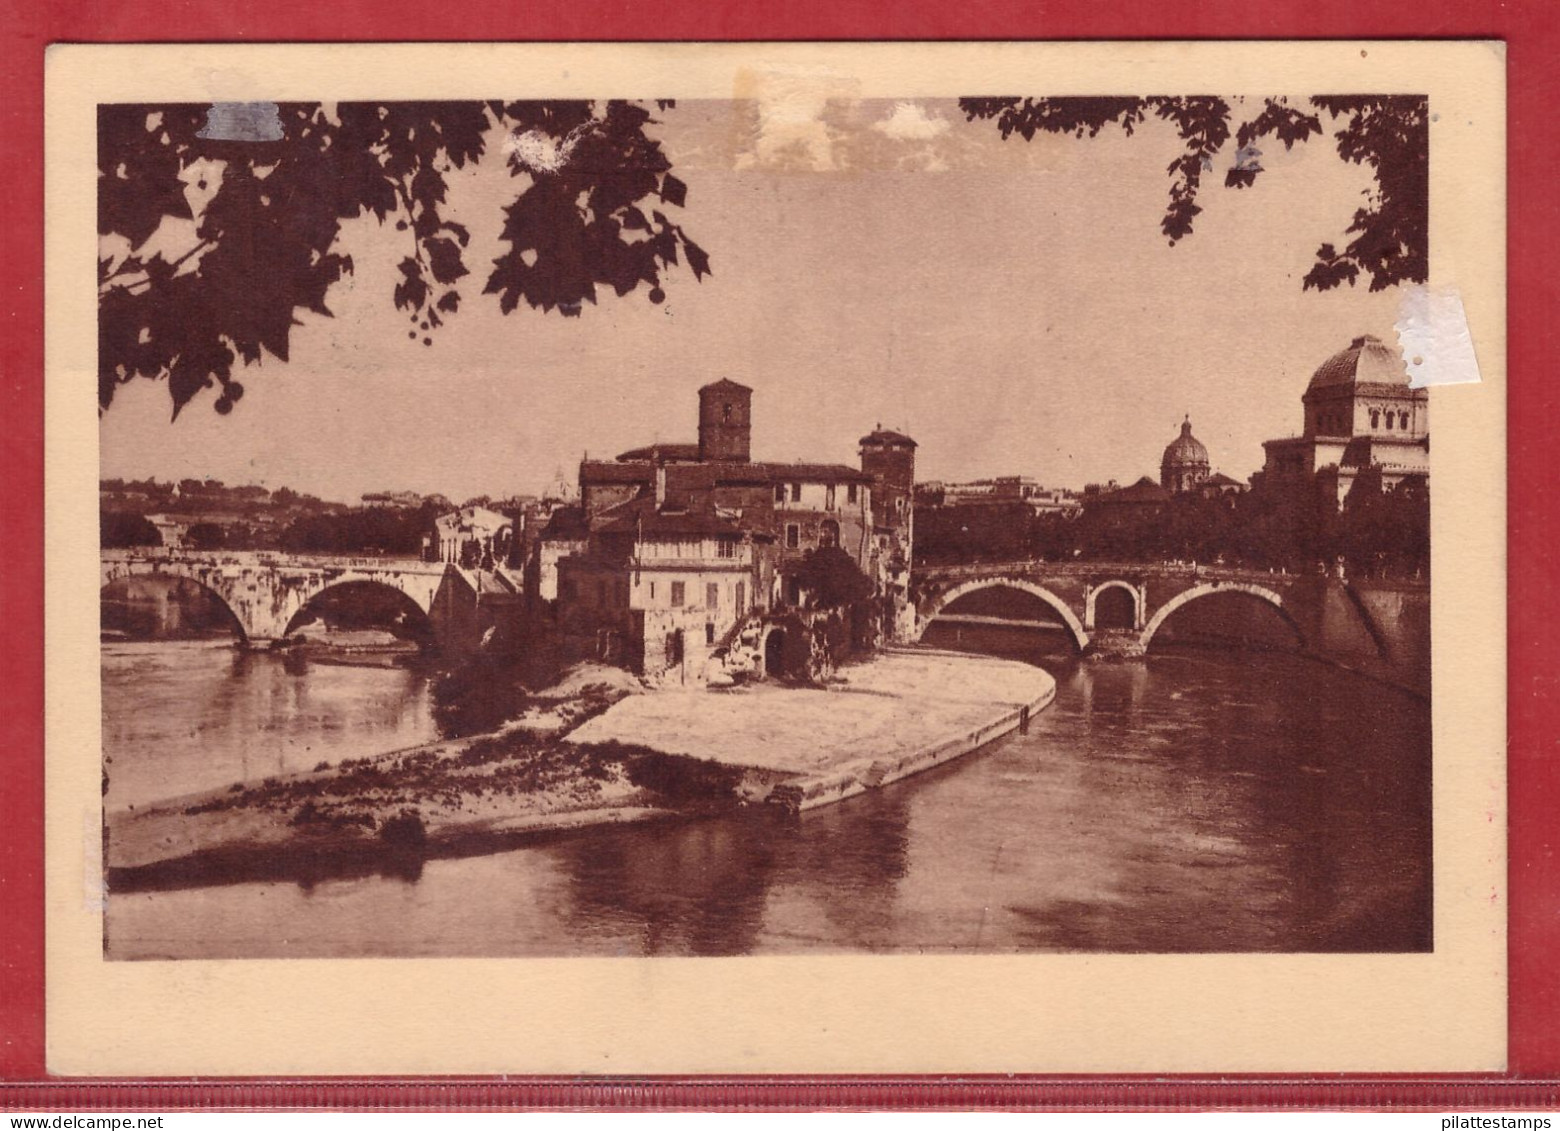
[{"left": 2, "top": 0, "right": 1555, "bottom": 1109}]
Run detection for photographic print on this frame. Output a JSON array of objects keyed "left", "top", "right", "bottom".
[{"left": 47, "top": 41, "right": 1505, "bottom": 1075}]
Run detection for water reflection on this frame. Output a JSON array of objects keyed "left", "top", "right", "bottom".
[{"left": 102, "top": 641, "right": 441, "bottom": 810}]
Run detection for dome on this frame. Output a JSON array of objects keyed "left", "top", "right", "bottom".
[
  {"left": 1162, "top": 417, "right": 1209, "bottom": 469},
  {"left": 1308, "top": 334, "right": 1409, "bottom": 392}
]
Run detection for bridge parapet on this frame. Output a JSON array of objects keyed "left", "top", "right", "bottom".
[
  {"left": 101, "top": 548, "right": 447, "bottom": 576},
  {"left": 914, "top": 559, "right": 1307, "bottom": 589}
]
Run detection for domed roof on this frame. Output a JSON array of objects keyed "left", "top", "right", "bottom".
[
  {"left": 1308, "top": 334, "right": 1409, "bottom": 392},
  {"left": 1162, "top": 417, "right": 1209, "bottom": 468}
]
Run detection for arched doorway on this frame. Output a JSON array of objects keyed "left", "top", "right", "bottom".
[
  {"left": 1092, "top": 585, "right": 1137, "bottom": 631},
  {"left": 763, "top": 628, "right": 786, "bottom": 678}
]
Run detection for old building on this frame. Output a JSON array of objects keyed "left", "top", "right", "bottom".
[
  {"left": 1086, "top": 475, "right": 1171, "bottom": 524},
  {"left": 555, "top": 502, "right": 764, "bottom": 676},
  {"left": 928, "top": 475, "right": 1083, "bottom": 516},
  {"left": 1260, "top": 334, "right": 1429, "bottom": 507},
  {"left": 550, "top": 380, "right": 915, "bottom": 683}
]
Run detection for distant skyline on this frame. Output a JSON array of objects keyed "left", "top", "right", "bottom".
[{"left": 100, "top": 97, "right": 1408, "bottom": 505}]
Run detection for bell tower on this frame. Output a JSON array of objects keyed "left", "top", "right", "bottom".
[{"left": 697, "top": 379, "right": 753, "bottom": 463}]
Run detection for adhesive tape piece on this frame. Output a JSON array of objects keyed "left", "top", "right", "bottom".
[{"left": 1395, "top": 283, "right": 1482, "bottom": 389}]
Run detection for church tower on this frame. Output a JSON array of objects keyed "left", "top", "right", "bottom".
[
  {"left": 859, "top": 426, "right": 918, "bottom": 531},
  {"left": 697, "top": 378, "right": 753, "bottom": 463}
]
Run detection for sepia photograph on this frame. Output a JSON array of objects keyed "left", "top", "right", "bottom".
[
  {"left": 93, "top": 87, "right": 1438, "bottom": 960},
  {"left": 44, "top": 40, "right": 1506, "bottom": 1075}
]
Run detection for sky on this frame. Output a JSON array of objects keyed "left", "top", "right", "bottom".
[{"left": 99, "top": 97, "right": 1409, "bottom": 504}]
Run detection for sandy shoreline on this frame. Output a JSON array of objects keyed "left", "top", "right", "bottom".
[{"left": 106, "top": 647, "right": 1055, "bottom": 886}]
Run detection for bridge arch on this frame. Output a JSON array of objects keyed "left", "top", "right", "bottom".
[
  {"left": 920, "top": 577, "right": 1089, "bottom": 651},
  {"left": 281, "top": 578, "right": 438, "bottom": 648},
  {"left": 99, "top": 573, "right": 248, "bottom": 644},
  {"left": 1139, "top": 582, "right": 1301, "bottom": 651},
  {"left": 1085, "top": 580, "right": 1143, "bottom": 631}
]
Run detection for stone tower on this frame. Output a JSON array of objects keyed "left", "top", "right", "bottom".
[
  {"left": 859, "top": 426, "right": 918, "bottom": 530},
  {"left": 697, "top": 378, "right": 753, "bottom": 463}
]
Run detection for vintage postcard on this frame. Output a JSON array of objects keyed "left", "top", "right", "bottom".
[{"left": 45, "top": 41, "right": 1505, "bottom": 1074}]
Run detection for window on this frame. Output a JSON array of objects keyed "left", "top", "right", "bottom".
[
  {"left": 1384, "top": 412, "right": 1394, "bottom": 430},
  {"left": 774, "top": 484, "right": 786, "bottom": 504},
  {"left": 1399, "top": 411, "right": 1409, "bottom": 429},
  {"left": 790, "top": 482, "right": 802, "bottom": 503},
  {"left": 671, "top": 581, "right": 685, "bottom": 607},
  {"left": 649, "top": 580, "right": 656, "bottom": 600},
  {"left": 705, "top": 622, "right": 715, "bottom": 645},
  {"left": 736, "top": 581, "right": 746, "bottom": 616},
  {"left": 1370, "top": 409, "right": 1380, "bottom": 429},
  {"left": 707, "top": 582, "right": 719, "bottom": 609},
  {"left": 722, "top": 402, "right": 733, "bottom": 422},
  {"left": 717, "top": 537, "right": 736, "bottom": 559},
  {"left": 786, "top": 523, "right": 800, "bottom": 549},
  {"left": 847, "top": 483, "right": 858, "bottom": 504},
  {"left": 820, "top": 519, "right": 840, "bottom": 549},
  {"left": 826, "top": 484, "right": 836, "bottom": 510}
]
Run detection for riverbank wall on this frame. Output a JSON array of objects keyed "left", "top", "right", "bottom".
[
  {"left": 766, "top": 674, "right": 1054, "bottom": 813},
  {"left": 569, "top": 646, "right": 1057, "bottom": 812}
]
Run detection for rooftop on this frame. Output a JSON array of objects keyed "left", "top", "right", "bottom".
[
  {"left": 595, "top": 498, "right": 746, "bottom": 539},
  {"left": 860, "top": 427, "right": 918, "bottom": 448},
  {"left": 1096, "top": 476, "right": 1170, "bottom": 505},
  {"left": 1308, "top": 334, "right": 1413, "bottom": 392},
  {"left": 700, "top": 378, "right": 753, "bottom": 395},
  {"left": 615, "top": 442, "right": 701, "bottom": 463}
]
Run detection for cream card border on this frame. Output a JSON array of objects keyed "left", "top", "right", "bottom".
[{"left": 45, "top": 40, "right": 1507, "bottom": 1075}]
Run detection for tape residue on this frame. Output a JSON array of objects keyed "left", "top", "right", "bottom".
[{"left": 1395, "top": 283, "right": 1482, "bottom": 389}]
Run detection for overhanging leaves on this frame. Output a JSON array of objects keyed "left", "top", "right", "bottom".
[
  {"left": 98, "top": 98, "right": 710, "bottom": 417},
  {"left": 960, "top": 93, "right": 1427, "bottom": 291}
]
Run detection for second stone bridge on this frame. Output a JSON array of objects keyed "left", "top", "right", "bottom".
[{"left": 911, "top": 560, "right": 1429, "bottom": 691}]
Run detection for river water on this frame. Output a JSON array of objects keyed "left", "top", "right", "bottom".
[{"left": 103, "top": 628, "right": 1431, "bottom": 958}]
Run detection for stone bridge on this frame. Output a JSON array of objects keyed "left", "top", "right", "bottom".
[
  {"left": 100, "top": 549, "right": 520, "bottom": 654},
  {"left": 911, "top": 560, "right": 1430, "bottom": 691}
]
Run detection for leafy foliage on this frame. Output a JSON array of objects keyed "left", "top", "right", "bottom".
[
  {"left": 484, "top": 100, "right": 710, "bottom": 316},
  {"left": 914, "top": 478, "right": 1428, "bottom": 581},
  {"left": 184, "top": 522, "right": 227, "bottom": 550},
  {"left": 98, "top": 100, "right": 707, "bottom": 417},
  {"left": 100, "top": 509, "right": 163, "bottom": 548},
  {"left": 959, "top": 94, "right": 1426, "bottom": 291},
  {"left": 278, "top": 502, "right": 443, "bottom": 556},
  {"left": 793, "top": 545, "right": 876, "bottom": 609}
]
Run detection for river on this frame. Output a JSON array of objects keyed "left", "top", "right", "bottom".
[{"left": 102, "top": 627, "right": 1431, "bottom": 958}]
